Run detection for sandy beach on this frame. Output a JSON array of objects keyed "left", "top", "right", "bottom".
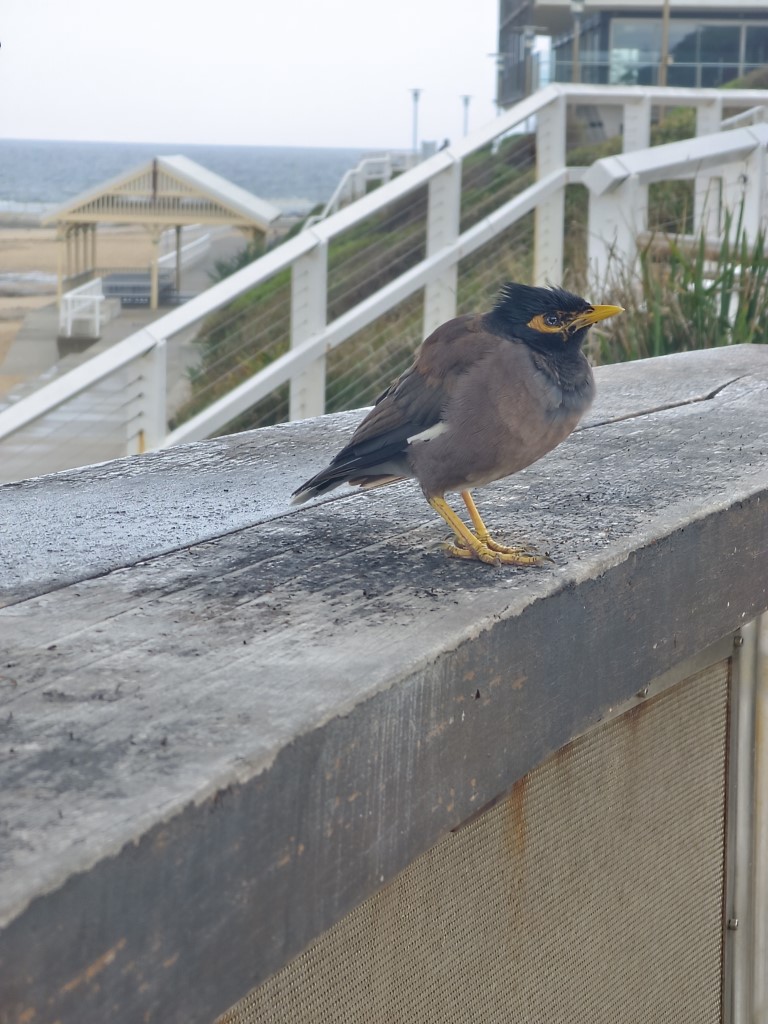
[
  {"left": 0, "top": 223, "right": 158, "bottom": 275},
  {"left": 0, "top": 224, "right": 159, "bottom": 364}
]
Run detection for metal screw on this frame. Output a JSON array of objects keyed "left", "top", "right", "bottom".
[
  {"left": 727, "top": 918, "right": 739, "bottom": 930},
  {"left": 734, "top": 635, "right": 744, "bottom": 648},
  {"left": 636, "top": 686, "right": 649, "bottom": 699}
]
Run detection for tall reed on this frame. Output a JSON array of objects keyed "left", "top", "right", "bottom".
[{"left": 589, "top": 206, "right": 768, "bottom": 365}]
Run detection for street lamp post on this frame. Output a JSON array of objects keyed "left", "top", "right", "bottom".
[
  {"left": 523, "top": 28, "right": 536, "bottom": 96},
  {"left": 659, "top": 0, "right": 671, "bottom": 86},
  {"left": 461, "top": 94, "right": 471, "bottom": 136},
  {"left": 410, "top": 88, "right": 421, "bottom": 155},
  {"left": 571, "top": 0, "right": 584, "bottom": 84}
]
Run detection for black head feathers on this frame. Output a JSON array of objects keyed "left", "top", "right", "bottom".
[{"left": 484, "top": 282, "right": 621, "bottom": 352}]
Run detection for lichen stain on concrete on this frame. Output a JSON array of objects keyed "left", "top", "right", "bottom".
[
  {"left": 276, "top": 836, "right": 307, "bottom": 867},
  {"left": 59, "top": 937, "right": 127, "bottom": 995},
  {"left": 152, "top": 828, "right": 170, "bottom": 852},
  {"left": 425, "top": 717, "right": 452, "bottom": 743},
  {"left": 623, "top": 695, "right": 654, "bottom": 737},
  {"left": 554, "top": 736, "right": 576, "bottom": 764}
]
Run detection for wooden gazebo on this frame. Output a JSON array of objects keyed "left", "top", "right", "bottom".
[{"left": 42, "top": 155, "right": 281, "bottom": 309}]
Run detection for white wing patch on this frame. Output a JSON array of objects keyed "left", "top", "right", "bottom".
[{"left": 407, "top": 421, "right": 448, "bottom": 444}]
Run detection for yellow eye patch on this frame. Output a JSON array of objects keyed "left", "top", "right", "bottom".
[
  {"left": 527, "top": 313, "right": 564, "bottom": 334},
  {"left": 526, "top": 304, "right": 623, "bottom": 336}
]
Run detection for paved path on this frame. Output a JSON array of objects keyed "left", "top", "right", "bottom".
[
  {"left": 0, "top": 228, "right": 251, "bottom": 483},
  {"left": 0, "top": 228, "right": 247, "bottom": 403}
]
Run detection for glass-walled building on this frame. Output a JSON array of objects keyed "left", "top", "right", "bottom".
[{"left": 497, "top": 0, "right": 768, "bottom": 105}]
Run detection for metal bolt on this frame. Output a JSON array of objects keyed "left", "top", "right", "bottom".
[
  {"left": 727, "top": 918, "right": 739, "bottom": 930},
  {"left": 636, "top": 686, "right": 649, "bottom": 699},
  {"left": 734, "top": 635, "right": 744, "bottom": 648}
]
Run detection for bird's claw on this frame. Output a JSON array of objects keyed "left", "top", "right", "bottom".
[{"left": 446, "top": 535, "right": 548, "bottom": 566}]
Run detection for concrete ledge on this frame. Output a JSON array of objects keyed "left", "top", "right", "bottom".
[{"left": 1, "top": 346, "right": 767, "bottom": 1023}]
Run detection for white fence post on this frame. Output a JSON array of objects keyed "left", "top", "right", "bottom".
[
  {"left": 63, "top": 297, "right": 73, "bottom": 338},
  {"left": 696, "top": 98, "right": 725, "bottom": 238},
  {"left": 719, "top": 139, "right": 765, "bottom": 245},
  {"left": 741, "top": 140, "right": 767, "bottom": 245},
  {"left": 132, "top": 340, "right": 167, "bottom": 454},
  {"left": 622, "top": 97, "right": 651, "bottom": 247},
  {"left": 534, "top": 94, "right": 566, "bottom": 285},
  {"left": 290, "top": 241, "right": 328, "bottom": 421},
  {"left": 622, "top": 96, "right": 651, "bottom": 153},
  {"left": 422, "top": 157, "right": 462, "bottom": 337},
  {"left": 587, "top": 174, "right": 644, "bottom": 290}
]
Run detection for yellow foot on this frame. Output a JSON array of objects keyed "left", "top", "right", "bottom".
[
  {"left": 428, "top": 495, "right": 550, "bottom": 567},
  {"left": 445, "top": 537, "right": 546, "bottom": 566}
]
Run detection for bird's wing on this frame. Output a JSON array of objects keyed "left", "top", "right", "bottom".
[
  {"left": 334, "top": 314, "right": 494, "bottom": 466},
  {"left": 336, "top": 365, "right": 444, "bottom": 462},
  {"left": 291, "top": 316, "right": 503, "bottom": 501}
]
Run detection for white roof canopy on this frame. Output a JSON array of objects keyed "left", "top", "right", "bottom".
[{"left": 42, "top": 155, "right": 281, "bottom": 232}]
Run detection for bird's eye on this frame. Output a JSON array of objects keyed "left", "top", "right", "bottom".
[{"left": 543, "top": 314, "right": 560, "bottom": 327}]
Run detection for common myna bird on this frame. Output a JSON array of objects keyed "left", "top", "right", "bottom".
[{"left": 292, "top": 282, "right": 622, "bottom": 565}]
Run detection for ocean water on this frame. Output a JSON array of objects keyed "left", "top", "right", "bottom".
[{"left": 0, "top": 138, "right": 375, "bottom": 217}]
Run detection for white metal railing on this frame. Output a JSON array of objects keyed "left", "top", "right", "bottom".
[
  {"left": 583, "top": 121, "right": 768, "bottom": 282},
  {"left": 721, "top": 106, "right": 768, "bottom": 131},
  {"left": 1, "top": 83, "right": 767, "bottom": 483},
  {"left": 306, "top": 152, "right": 418, "bottom": 226},
  {"left": 59, "top": 278, "right": 105, "bottom": 339},
  {"left": 542, "top": 55, "right": 768, "bottom": 91}
]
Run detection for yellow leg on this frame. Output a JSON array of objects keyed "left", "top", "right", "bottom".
[
  {"left": 461, "top": 491, "right": 498, "bottom": 544},
  {"left": 428, "top": 495, "right": 544, "bottom": 567},
  {"left": 460, "top": 491, "right": 545, "bottom": 559}
]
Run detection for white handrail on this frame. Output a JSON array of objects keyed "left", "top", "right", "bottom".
[
  {"left": 306, "top": 151, "right": 417, "bottom": 226},
  {"left": 1, "top": 83, "right": 767, "bottom": 468},
  {"left": 721, "top": 106, "right": 768, "bottom": 131},
  {"left": 583, "top": 124, "right": 768, "bottom": 195},
  {"left": 59, "top": 278, "right": 105, "bottom": 338}
]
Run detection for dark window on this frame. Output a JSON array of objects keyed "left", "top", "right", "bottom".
[
  {"left": 745, "top": 25, "right": 768, "bottom": 69},
  {"left": 671, "top": 24, "right": 740, "bottom": 87}
]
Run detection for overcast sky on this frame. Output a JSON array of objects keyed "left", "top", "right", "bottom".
[{"left": 1, "top": 0, "right": 500, "bottom": 150}]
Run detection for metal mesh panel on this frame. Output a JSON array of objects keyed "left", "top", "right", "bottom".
[
  {"left": 459, "top": 133, "right": 535, "bottom": 233},
  {"left": 218, "top": 661, "right": 729, "bottom": 1024},
  {"left": 456, "top": 217, "right": 534, "bottom": 316},
  {"left": 169, "top": 269, "right": 291, "bottom": 435},
  {"left": 325, "top": 292, "right": 423, "bottom": 415},
  {"left": 327, "top": 187, "right": 428, "bottom": 318}
]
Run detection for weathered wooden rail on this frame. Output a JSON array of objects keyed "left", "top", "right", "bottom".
[{"left": 1, "top": 346, "right": 767, "bottom": 1023}]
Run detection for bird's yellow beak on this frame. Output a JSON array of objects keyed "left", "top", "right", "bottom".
[{"left": 572, "top": 304, "right": 624, "bottom": 331}]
